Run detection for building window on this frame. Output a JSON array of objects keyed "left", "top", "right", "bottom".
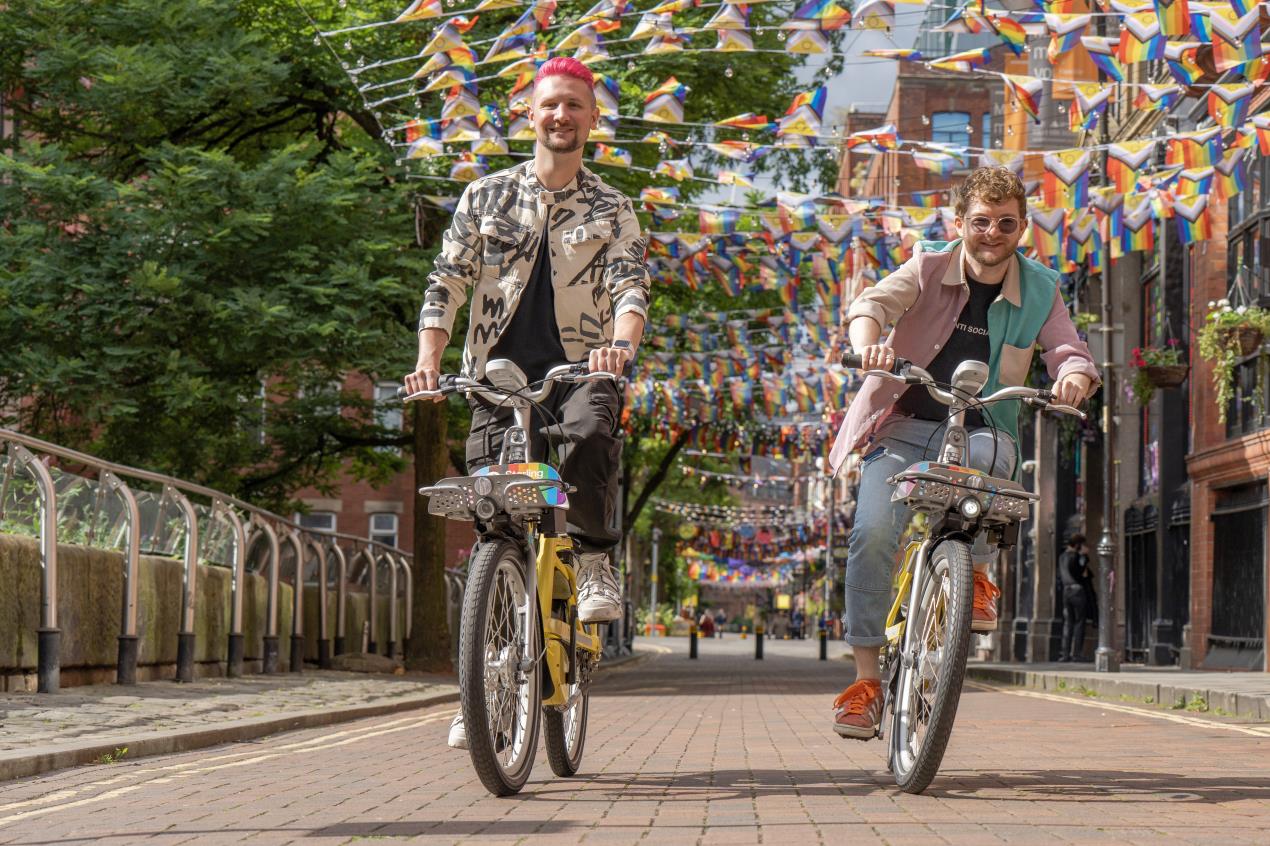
[
  {"left": 370, "top": 513, "right": 399, "bottom": 548},
  {"left": 931, "top": 112, "right": 971, "bottom": 147},
  {"left": 375, "top": 381, "right": 404, "bottom": 454},
  {"left": 297, "top": 512, "right": 337, "bottom": 533}
]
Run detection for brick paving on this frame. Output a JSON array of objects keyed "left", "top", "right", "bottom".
[{"left": 0, "top": 636, "right": 1267, "bottom": 845}]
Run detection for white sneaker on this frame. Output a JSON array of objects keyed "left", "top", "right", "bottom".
[
  {"left": 576, "top": 552, "right": 621, "bottom": 624},
  {"left": 447, "top": 712, "right": 467, "bottom": 749}
]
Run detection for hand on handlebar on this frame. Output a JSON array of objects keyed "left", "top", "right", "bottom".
[
  {"left": 403, "top": 364, "right": 444, "bottom": 403},
  {"left": 588, "top": 344, "right": 634, "bottom": 376},
  {"left": 855, "top": 345, "right": 895, "bottom": 373},
  {"left": 1052, "top": 373, "right": 1093, "bottom": 408}
]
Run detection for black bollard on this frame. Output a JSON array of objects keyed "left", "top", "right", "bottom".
[
  {"left": 37, "top": 628, "right": 61, "bottom": 693},
  {"left": 226, "top": 633, "right": 244, "bottom": 679},
  {"left": 318, "top": 638, "right": 332, "bottom": 670},
  {"left": 116, "top": 634, "right": 139, "bottom": 685},
  {"left": 290, "top": 634, "right": 305, "bottom": 672},
  {"left": 263, "top": 635, "right": 280, "bottom": 674},
  {"left": 755, "top": 624, "right": 764, "bottom": 660},
  {"left": 819, "top": 627, "right": 828, "bottom": 661},
  {"left": 176, "top": 631, "right": 196, "bottom": 683},
  {"left": 689, "top": 623, "right": 698, "bottom": 659}
]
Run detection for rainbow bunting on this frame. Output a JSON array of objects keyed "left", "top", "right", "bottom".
[
  {"left": 705, "top": 2, "right": 749, "bottom": 29},
  {"left": 717, "top": 170, "right": 755, "bottom": 188},
  {"left": 716, "top": 113, "right": 774, "bottom": 131},
  {"left": 592, "top": 143, "right": 631, "bottom": 168},
  {"left": 576, "top": 0, "right": 627, "bottom": 25},
  {"left": 422, "top": 20, "right": 477, "bottom": 57},
  {"left": 863, "top": 48, "right": 924, "bottom": 60},
  {"left": 413, "top": 46, "right": 478, "bottom": 79},
  {"left": 449, "top": 152, "right": 487, "bottom": 182},
  {"left": 980, "top": 149, "right": 1025, "bottom": 174},
  {"left": 986, "top": 12, "right": 1028, "bottom": 55},
  {"left": 631, "top": 12, "right": 674, "bottom": 39},
  {"left": 911, "top": 191, "right": 944, "bottom": 208},
  {"left": 1134, "top": 83, "right": 1183, "bottom": 112},
  {"left": 1166, "top": 127, "right": 1223, "bottom": 168},
  {"left": 928, "top": 47, "right": 994, "bottom": 72},
  {"left": 395, "top": 0, "right": 442, "bottom": 22},
  {"left": 1153, "top": 0, "right": 1190, "bottom": 37},
  {"left": 1119, "top": 194, "right": 1155, "bottom": 257},
  {"left": 1003, "top": 74, "right": 1045, "bottom": 123},
  {"left": 913, "top": 152, "right": 960, "bottom": 177},
  {"left": 778, "top": 87, "right": 827, "bottom": 137},
  {"left": 1029, "top": 207, "right": 1067, "bottom": 268},
  {"left": 1070, "top": 82, "right": 1114, "bottom": 132},
  {"left": 655, "top": 159, "right": 694, "bottom": 182},
  {"left": 643, "top": 76, "right": 687, "bottom": 123},
  {"left": 1082, "top": 36, "right": 1125, "bottom": 81},
  {"left": 640, "top": 186, "right": 680, "bottom": 206},
  {"left": 1164, "top": 41, "right": 1205, "bottom": 86},
  {"left": 1042, "top": 148, "right": 1092, "bottom": 209},
  {"left": 1253, "top": 113, "right": 1270, "bottom": 155},
  {"left": 1172, "top": 193, "right": 1212, "bottom": 244},
  {"left": 785, "top": 29, "right": 831, "bottom": 53},
  {"left": 1208, "top": 82, "right": 1256, "bottom": 130},
  {"left": 1066, "top": 209, "right": 1101, "bottom": 268},
  {"left": 1046, "top": 13, "right": 1091, "bottom": 62},
  {"left": 1106, "top": 139, "right": 1156, "bottom": 193},
  {"left": 1209, "top": 6, "right": 1261, "bottom": 71},
  {"left": 846, "top": 123, "right": 899, "bottom": 152},
  {"left": 1175, "top": 166, "right": 1214, "bottom": 198},
  {"left": 1118, "top": 11, "right": 1166, "bottom": 63},
  {"left": 1215, "top": 146, "right": 1248, "bottom": 200},
  {"left": 441, "top": 85, "right": 481, "bottom": 121},
  {"left": 707, "top": 140, "right": 761, "bottom": 161},
  {"left": 715, "top": 29, "right": 754, "bottom": 51},
  {"left": 786, "top": 0, "right": 852, "bottom": 29}
]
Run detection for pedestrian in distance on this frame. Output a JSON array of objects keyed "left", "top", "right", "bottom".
[{"left": 1058, "top": 533, "right": 1092, "bottom": 662}]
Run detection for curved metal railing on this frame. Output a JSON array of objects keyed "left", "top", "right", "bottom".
[{"left": 0, "top": 428, "right": 465, "bottom": 693}]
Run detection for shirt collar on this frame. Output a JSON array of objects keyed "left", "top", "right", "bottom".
[
  {"left": 521, "top": 161, "right": 592, "bottom": 205},
  {"left": 940, "top": 239, "right": 1022, "bottom": 307}
]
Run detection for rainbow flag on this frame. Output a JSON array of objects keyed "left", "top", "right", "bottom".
[
  {"left": 913, "top": 152, "right": 960, "bottom": 176},
  {"left": 1172, "top": 193, "right": 1212, "bottom": 244},
  {"left": 1066, "top": 209, "right": 1101, "bottom": 268},
  {"left": 700, "top": 209, "right": 740, "bottom": 234},
  {"left": 1043, "top": 148, "right": 1092, "bottom": 209},
  {"left": 716, "top": 113, "right": 774, "bottom": 131},
  {"left": 592, "top": 144, "right": 631, "bottom": 168},
  {"left": 1119, "top": 194, "right": 1155, "bottom": 257},
  {"left": 655, "top": 159, "right": 694, "bottom": 181},
  {"left": 1215, "top": 147, "right": 1248, "bottom": 201},
  {"left": 1119, "top": 11, "right": 1165, "bottom": 63},
  {"left": 640, "top": 186, "right": 680, "bottom": 206},
  {"left": 1029, "top": 207, "right": 1067, "bottom": 268},
  {"left": 449, "top": 152, "right": 487, "bottom": 182},
  {"left": 1107, "top": 139, "right": 1156, "bottom": 193},
  {"left": 717, "top": 170, "right": 754, "bottom": 188},
  {"left": 1134, "top": 83, "right": 1183, "bottom": 112},
  {"left": 1082, "top": 36, "right": 1125, "bottom": 81},
  {"left": 847, "top": 123, "right": 899, "bottom": 152},
  {"left": 715, "top": 29, "right": 753, "bottom": 52},
  {"left": 786, "top": 0, "right": 852, "bottom": 30},
  {"left": 863, "top": 48, "right": 923, "bottom": 60},
  {"left": 1166, "top": 127, "right": 1223, "bottom": 168},
  {"left": 1175, "top": 167, "right": 1214, "bottom": 197},
  {"left": 395, "top": 0, "right": 442, "bottom": 22},
  {"left": 986, "top": 12, "right": 1028, "bottom": 55},
  {"left": 911, "top": 191, "right": 943, "bottom": 208},
  {"left": 704, "top": 1, "right": 748, "bottom": 29},
  {"left": 1165, "top": 40, "right": 1204, "bottom": 85},
  {"left": 1254, "top": 113, "right": 1270, "bottom": 155},
  {"left": 785, "top": 29, "right": 831, "bottom": 54},
  {"left": 1046, "top": 13, "right": 1091, "bottom": 61},
  {"left": 1208, "top": 82, "right": 1256, "bottom": 130},
  {"left": 422, "top": 20, "right": 477, "bottom": 57},
  {"left": 785, "top": 87, "right": 828, "bottom": 119},
  {"left": 1209, "top": 5, "right": 1261, "bottom": 71},
  {"left": 1153, "top": 0, "right": 1190, "bottom": 37},
  {"left": 643, "top": 76, "right": 687, "bottom": 123},
  {"left": 928, "top": 46, "right": 994, "bottom": 72},
  {"left": 1003, "top": 74, "right": 1045, "bottom": 123},
  {"left": 1070, "top": 82, "right": 1114, "bottom": 132}
]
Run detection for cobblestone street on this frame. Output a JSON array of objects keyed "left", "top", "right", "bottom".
[{"left": 0, "top": 637, "right": 1267, "bottom": 845}]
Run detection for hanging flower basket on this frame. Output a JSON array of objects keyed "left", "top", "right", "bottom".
[
  {"left": 1197, "top": 299, "right": 1270, "bottom": 422},
  {"left": 1234, "top": 326, "right": 1264, "bottom": 357},
  {"left": 1141, "top": 363, "right": 1189, "bottom": 389}
]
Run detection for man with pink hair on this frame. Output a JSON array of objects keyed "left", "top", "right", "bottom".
[{"left": 405, "top": 58, "right": 651, "bottom": 750}]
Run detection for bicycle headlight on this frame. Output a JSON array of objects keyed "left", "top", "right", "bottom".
[
  {"left": 958, "top": 496, "right": 982, "bottom": 519},
  {"left": 475, "top": 497, "right": 498, "bottom": 521}
]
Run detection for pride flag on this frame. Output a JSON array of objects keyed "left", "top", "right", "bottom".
[
  {"left": 1119, "top": 11, "right": 1166, "bottom": 63},
  {"left": 1042, "top": 148, "right": 1092, "bottom": 208},
  {"left": 1046, "top": 13, "right": 1090, "bottom": 61},
  {"left": 786, "top": 0, "right": 852, "bottom": 30},
  {"left": 643, "top": 76, "right": 687, "bottom": 123},
  {"left": 1153, "top": 0, "right": 1190, "bottom": 37},
  {"left": 1082, "top": 36, "right": 1125, "bottom": 81},
  {"left": 716, "top": 113, "right": 774, "bottom": 131},
  {"left": 1208, "top": 82, "right": 1255, "bottom": 129},
  {"left": 1172, "top": 193, "right": 1212, "bottom": 244},
  {"left": 1209, "top": 5, "right": 1261, "bottom": 71},
  {"left": 1134, "top": 84, "right": 1183, "bottom": 112},
  {"left": 1003, "top": 74, "right": 1045, "bottom": 123},
  {"left": 1165, "top": 40, "right": 1204, "bottom": 85},
  {"left": 592, "top": 144, "right": 631, "bottom": 168},
  {"left": 1215, "top": 147, "right": 1248, "bottom": 201},
  {"left": 1107, "top": 139, "right": 1156, "bottom": 193}
]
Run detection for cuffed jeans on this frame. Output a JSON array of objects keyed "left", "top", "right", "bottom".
[
  {"left": 843, "top": 416, "right": 1016, "bottom": 646},
  {"left": 466, "top": 377, "right": 623, "bottom": 554}
]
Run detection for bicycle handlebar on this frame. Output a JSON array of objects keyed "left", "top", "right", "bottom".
[{"left": 398, "top": 362, "right": 617, "bottom": 405}]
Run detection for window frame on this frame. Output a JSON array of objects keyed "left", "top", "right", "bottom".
[{"left": 369, "top": 512, "right": 399, "bottom": 549}]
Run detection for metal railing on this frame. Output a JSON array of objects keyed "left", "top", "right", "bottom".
[{"left": 0, "top": 428, "right": 465, "bottom": 693}]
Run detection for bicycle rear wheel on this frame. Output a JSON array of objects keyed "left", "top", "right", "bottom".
[
  {"left": 460, "top": 539, "right": 542, "bottom": 796},
  {"left": 543, "top": 662, "right": 589, "bottom": 777},
  {"left": 888, "top": 538, "right": 974, "bottom": 794}
]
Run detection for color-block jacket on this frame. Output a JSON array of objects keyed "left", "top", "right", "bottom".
[
  {"left": 828, "top": 239, "right": 1100, "bottom": 474},
  {"left": 419, "top": 161, "right": 651, "bottom": 378}
]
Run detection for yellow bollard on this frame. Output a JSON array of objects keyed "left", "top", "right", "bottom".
[{"left": 741, "top": 625, "right": 748, "bottom": 641}]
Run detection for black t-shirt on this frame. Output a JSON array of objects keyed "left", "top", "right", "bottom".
[
  {"left": 489, "top": 227, "right": 569, "bottom": 384},
  {"left": 893, "top": 275, "right": 999, "bottom": 427}
]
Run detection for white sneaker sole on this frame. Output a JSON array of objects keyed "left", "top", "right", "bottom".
[
  {"left": 578, "top": 607, "right": 621, "bottom": 624},
  {"left": 833, "top": 722, "right": 878, "bottom": 740}
]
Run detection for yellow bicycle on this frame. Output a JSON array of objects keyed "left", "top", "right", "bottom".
[{"left": 404, "top": 360, "right": 611, "bottom": 796}]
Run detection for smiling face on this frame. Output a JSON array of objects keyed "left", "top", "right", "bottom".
[
  {"left": 530, "top": 74, "right": 598, "bottom": 154},
  {"left": 956, "top": 197, "right": 1027, "bottom": 269}
]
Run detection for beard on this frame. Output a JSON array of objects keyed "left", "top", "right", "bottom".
[
  {"left": 540, "top": 125, "right": 584, "bottom": 153},
  {"left": 968, "top": 243, "right": 1013, "bottom": 267}
]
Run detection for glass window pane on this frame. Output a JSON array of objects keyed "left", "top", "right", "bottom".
[
  {"left": 297, "top": 512, "right": 336, "bottom": 532},
  {"left": 370, "top": 513, "right": 399, "bottom": 548},
  {"left": 931, "top": 111, "right": 971, "bottom": 147}
]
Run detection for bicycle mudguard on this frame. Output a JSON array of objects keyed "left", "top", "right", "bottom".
[{"left": 421, "top": 466, "right": 569, "bottom": 520}]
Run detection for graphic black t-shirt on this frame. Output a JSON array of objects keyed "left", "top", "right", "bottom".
[
  {"left": 893, "top": 275, "right": 999, "bottom": 427},
  {"left": 489, "top": 227, "right": 569, "bottom": 384}
]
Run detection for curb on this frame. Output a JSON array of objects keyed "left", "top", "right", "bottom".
[
  {"left": 0, "top": 688, "right": 460, "bottom": 784},
  {"left": 965, "top": 665, "right": 1270, "bottom": 721}
]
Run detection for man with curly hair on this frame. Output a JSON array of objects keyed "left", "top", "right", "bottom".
[{"left": 826, "top": 167, "right": 1100, "bottom": 740}]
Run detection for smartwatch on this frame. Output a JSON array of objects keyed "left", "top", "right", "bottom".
[{"left": 611, "top": 339, "right": 633, "bottom": 352}]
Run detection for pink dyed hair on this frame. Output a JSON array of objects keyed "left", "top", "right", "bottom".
[{"left": 534, "top": 56, "right": 595, "bottom": 87}]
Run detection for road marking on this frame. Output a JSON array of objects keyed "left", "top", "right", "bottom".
[
  {"left": 0, "top": 709, "right": 457, "bottom": 824},
  {"left": 968, "top": 681, "right": 1270, "bottom": 737}
]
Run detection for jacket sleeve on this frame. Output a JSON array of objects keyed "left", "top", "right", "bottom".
[
  {"left": 1037, "top": 288, "right": 1102, "bottom": 395},
  {"left": 844, "top": 252, "right": 923, "bottom": 331},
  {"left": 605, "top": 196, "right": 651, "bottom": 322},
  {"left": 418, "top": 183, "right": 481, "bottom": 339}
]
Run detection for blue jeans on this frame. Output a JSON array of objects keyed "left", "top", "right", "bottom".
[{"left": 843, "top": 416, "right": 1017, "bottom": 646}]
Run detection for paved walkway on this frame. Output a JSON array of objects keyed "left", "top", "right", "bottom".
[{"left": 0, "top": 636, "right": 1266, "bottom": 844}]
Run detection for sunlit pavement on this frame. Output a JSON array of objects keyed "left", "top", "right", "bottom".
[{"left": 1, "top": 634, "right": 1268, "bottom": 845}]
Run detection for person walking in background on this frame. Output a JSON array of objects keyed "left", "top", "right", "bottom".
[
  {"left": 714, "top": 609, "right": 726, "bottom": 638},
  {"left": 698, "top": 608, "right": 715, "bottom": 639},
  {"left": 1058, "top": 533, "right": 1092, "bottom": 662}
]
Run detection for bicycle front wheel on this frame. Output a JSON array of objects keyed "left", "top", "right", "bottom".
[
  {"left": 889, "top": 538, "right": 974, "bottom": 794},
  {"left": 459, "top": 539, "right": 542, "bottom": 796},
  {"left": 543, "top": 667, "right": 589, "bottom": 777}
]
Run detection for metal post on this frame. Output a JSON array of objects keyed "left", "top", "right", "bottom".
[
  {"left": 253, "top": 518, "right": 281, "bottom": 673},
  {"left": 397, "top": 554, "right": 413, "bottom": 658},
  {"left": 383, "top": 551, "right": 400, "bottom": 659},
  {"left": 166, "top": 486, "right": 200, "bottom": 684},
  {"left": 103, "top": 472, "right": 140, "bottom": 685},
  {"left": 286, "top": 530, "right": 305, "bottom": 672},
  {"left": 689, "top": 622, "right": 698, "bottom": 659},
  {"left": 755, "top": 622, "right": 764, "bottom": 659},
  {"left": 13, "top": 446, "right": 60, "bottom": 693},
  {"left": 330, "top": 543, "right": 348, "bottom": 655},
  {"left": 306, "top": 537, "right": 331, "bottom": 669},
  {"left": 820, "top": 627, "right": 828, "bottom": 660},
  {"left": 822, "top": 474, "right": 833, "bottom": 661},
  {"left": 368, "top": 547, "right": 380, "bottom": 653},
  {"left": 351, "top": 547, "right": 375, "bottom": 653},
  {"left": 215, "top": 501, "right": 247, "bottom": 678},
  {"left": 649, "top": 527, "right": 661, "bottom": 635}
]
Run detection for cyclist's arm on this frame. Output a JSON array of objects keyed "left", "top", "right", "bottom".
[
  {"left": 418, "top": 184, "right": 481, "bottom": 350},
  {"left": 843, "top": 255, "right": 922, "bottom": 342},
  {"left": 1036, "top": 287, "right": 1101, "bottom": 402},
  {"left": 603, "top": 197, "right": 652, "bottom": 327}
]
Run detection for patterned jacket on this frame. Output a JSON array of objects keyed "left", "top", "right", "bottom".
[{"left": 419, "top": 161, "right": 651, "bottom": 378}]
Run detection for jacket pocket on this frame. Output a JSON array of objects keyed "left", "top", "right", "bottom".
[
  {"left": 998, "top": 342, "right": 1034, "bottom": 386},
  {"left": 478, "top": 217, "right": 533, "bottom": 270},
  {"left": 559, "top": 218, "right": 614, "bottom": 264}
]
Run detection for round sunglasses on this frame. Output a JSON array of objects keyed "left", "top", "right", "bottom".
[{"left": 967, "top": 215, "right": 1022, "bottom": 235}]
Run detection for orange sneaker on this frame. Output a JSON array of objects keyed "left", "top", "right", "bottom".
[
  {"left": 972, "top": 571, "right": 1000, "bottom": 633},
  {"left": 832, "top": 679, "right": 882, "bottom": 740}
]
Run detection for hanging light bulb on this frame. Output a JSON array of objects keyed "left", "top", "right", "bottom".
[{"left": 725, "top": 66, "right": 734, "bottom": 78}]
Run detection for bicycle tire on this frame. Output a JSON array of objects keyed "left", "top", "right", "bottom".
[
  {"left": 543, "top": 686, "right": 588, "bottom": 777},
  {"left": 459, "top": 539, "right": 542, "bottom": 796},
  {"left": 889, "top": 538, "right": 974, "bottom": 794}
]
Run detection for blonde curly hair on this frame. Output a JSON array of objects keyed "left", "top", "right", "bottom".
[{"left": 954, "top": 167, "right": 1027, "bottom": 219}]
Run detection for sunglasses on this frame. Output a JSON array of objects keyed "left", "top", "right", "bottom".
[{"left": 967, "top": 215, "right": 1022, "bottom": 235}]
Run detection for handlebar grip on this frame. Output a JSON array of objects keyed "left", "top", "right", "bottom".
[
  {"left": 841, "top": 351, "right": 910, "bottom": 374},
  {"left": 396, "top": 385, "right": 409, "bottom": 400}
]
